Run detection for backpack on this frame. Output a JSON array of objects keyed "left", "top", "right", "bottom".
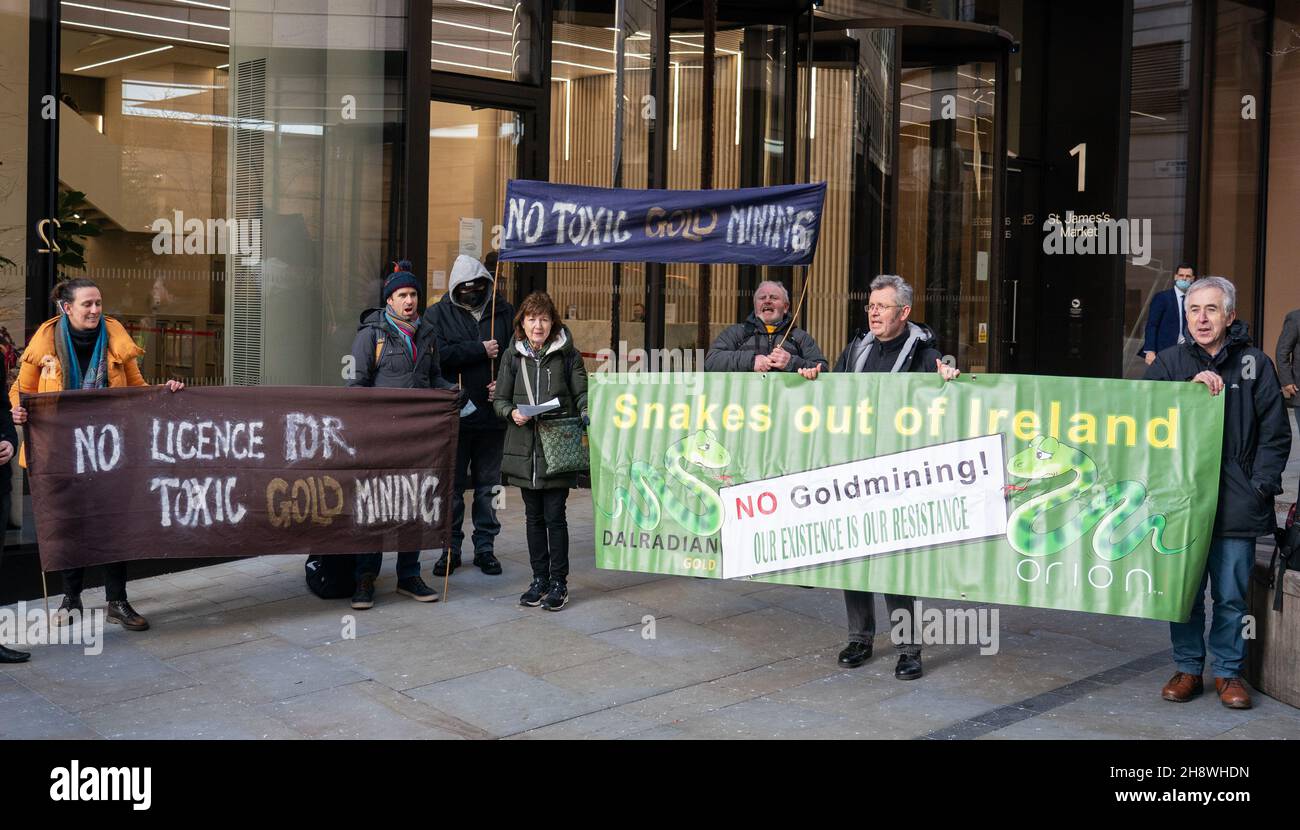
[
  {"left": 304, "top": 554, "right": 357, "bottom": 599},
  {"left": 1266, "top": 502, "right": 1300, "bottom": 613}
]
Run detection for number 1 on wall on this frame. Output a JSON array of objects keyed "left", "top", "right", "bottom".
[{"left": 1069, "top": 143, "right": 1086, "bottom": 192}]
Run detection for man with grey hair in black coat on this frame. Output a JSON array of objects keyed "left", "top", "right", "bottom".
[
  {"left": 1146, "top": 276, "right": 1289, "bottom": 710},
  {"left": 801, "top": 274, "right": 960, "bottom": 681}
]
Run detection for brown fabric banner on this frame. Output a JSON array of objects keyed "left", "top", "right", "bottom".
[{"left": 23, "top": 385, "right": 460, "bottom": 571}]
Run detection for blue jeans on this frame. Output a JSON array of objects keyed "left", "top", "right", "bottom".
[
  {"left": 451, "top": 430, "right": 503, "bottom": 556},
  {"left": 354, "top": 551, "right": 421, "bottom": 581},
  {"left": 1170, "top": 535, "right": 1254, "bottom": 678}
]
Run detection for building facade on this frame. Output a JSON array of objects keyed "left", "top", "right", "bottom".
[{"left": 1, "top": 0, "right": 1298, "bottom": 561}]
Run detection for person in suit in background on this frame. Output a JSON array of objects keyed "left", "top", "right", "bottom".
[
  {"left": 1140, "top": 263, "right": 1196, "bottom": 366},
  {"left": 1275, "top": 307, "right": 1300, "bottom": 432}
]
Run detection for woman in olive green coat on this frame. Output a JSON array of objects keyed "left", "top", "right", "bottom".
[{"left": 494, "top": 291, "right": 587, "bottom": 611}]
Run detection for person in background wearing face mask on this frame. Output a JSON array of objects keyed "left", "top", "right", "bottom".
[
  {"left": 704, "top": 281, "right": 828, "bottom": 373},
  {"left": 1140, "top": 263, "right": 1196, "bottom": 366},
  {"left": 347, "top": 260, "right": 458, "bottom": 609},
  {"left": 425, "top": 254, "right": 515, "bottom": 577}
]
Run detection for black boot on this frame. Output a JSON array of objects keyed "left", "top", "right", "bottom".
[{"left": 0, "top": 644, "right": 30, "bottom": 663}]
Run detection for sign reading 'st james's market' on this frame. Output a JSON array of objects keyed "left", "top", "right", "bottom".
[{"left": 497, "top": 180, "right": 827, "bottom": 266}]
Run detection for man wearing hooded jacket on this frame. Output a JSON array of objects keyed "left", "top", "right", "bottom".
[
  {"left": 1145, "top": 276, "right": 1290, "bottom": 710},
  {"left": 425, "top": 254, "right": 515, "bottom": 576},
  {"left": 803, "top": 274, "right": 960, "bottom": 681},
  {"left": 347, "top": 260, "right": 458, "bottom": 609}
]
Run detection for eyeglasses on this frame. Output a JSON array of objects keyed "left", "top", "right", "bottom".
[{"left": 866, "top": 303, "right": 903, "bottom": 313}]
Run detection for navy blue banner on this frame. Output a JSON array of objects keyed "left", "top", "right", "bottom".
[{"left": 497, "top": 180, "right": 826, "bottom": 266}]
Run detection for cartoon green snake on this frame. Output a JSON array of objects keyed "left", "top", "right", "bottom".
[
  {"left": 601, "top": 430, "right": 732, "bottom": 536},
  {"left": 1006, "top": 435, "right": 1191, "bottom": 561}
]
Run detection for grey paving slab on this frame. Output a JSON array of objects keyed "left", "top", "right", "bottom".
[
  {"left": 0, "top": 681, "right": 100, "bottom": 739},
  {"left": 591, "top": 616, "right": 773, "bottom": 682},
  {"left": 705, "top": 653, "right": 844, "bottom": 699},
  {"left": 223, "top": 593, "right": 416, "bottom": 648},
  {"left": 606, "top": 578, "right": 771, "bottom": 625},
  {"left": 744, "top": 584, "right": 850, "bottom": 627},
  {"left": 259, "top": 681, "right": 490, "bottom": 740},
  {"left": 659, "top": 697, "right": 871, "bottom": 740},
  {"left": 11, "top": 631, "right": 197, "bottom": 713},
  {"left": 165, "top": 638, "right": 366, "bottom": 705},
  {"left": 131, "top": 613, "right": 271, "bottom": 660},
  {"left": 541, "top": 652, "right": 700, "bottom": 708},
  {"left": 509, "top": 708, "right": 662, "bottom": 740},
  {"left": 446, "top": 615, "right": 629, "bottom": 677},
  {"left": 1213, "top": 715, "right": 1300, "bottom": 740},
  {"left": 313, "top": 625, "right": 502, "bottom": 692},
  {"left": 612, "top": 681, "right": 756, "bottom": 725},
  {"left": 703, "top": 607, "right": 846, "bottom": 663},
  {"left": 404, "top": 666, "right": 606, "bottom": 737},
  {"left": 79, "top": 684, "right": 304, "bottom": 739}
]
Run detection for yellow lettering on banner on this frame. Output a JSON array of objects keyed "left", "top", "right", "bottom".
[
  {"left": 795, "top": 405, "right": 820, "bottom": 433},
  {"left": 1147, "top": 407, "right": 1178, "bottom": 449},
  {"left": 722, "top": 404, "right": 745, "bottom": 432},
  {"left": 643, "top": 402, "right": 665, "bottom": 429},
  {"left": 1049, "top": 400, "right": 1062, "bottom": 438},
  {"left": 1106, "top": 415, "right": 1137, "bottom": 447},
  {"left": 826, "top": 405, "right": 851, "bottom": 434},
  {"left": 669, "top": 403, "right": 690, "bottom": 430},
  {"left": 895, "top": 406, "right": 921, "bottom": 436},
  {"left": 612, "top": 393, "right": 637, "bottom": 428},
  {"left": 986, "top": 408, "right": 1009, "bottom": 433},
  {"left": 1068, "top": 413, "right": 1097, "bottom": 444},
  {"left": 750, "top": 404, "right": 772, "bottom": 432},
  {"left": 266, "top": 478, "right": 290, "bottom": 528},
  {"left": 1013, "top": 410, "right": 1041, "bottom": 441}
]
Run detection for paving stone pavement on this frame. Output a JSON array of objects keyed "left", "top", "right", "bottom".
[{"left": 2, "top": 489, "right": 1298, "bottom": 740}]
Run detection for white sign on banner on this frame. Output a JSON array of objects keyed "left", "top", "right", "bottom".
[{"left": 718, "top": 434, "right": 1008, "bottom": 579}]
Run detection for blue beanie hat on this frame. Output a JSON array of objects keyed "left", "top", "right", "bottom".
[{"left": 383, "top": 260, "right": 420, "bottom": 303}]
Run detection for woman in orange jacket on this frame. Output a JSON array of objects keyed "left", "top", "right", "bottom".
[{"left": 9, "top": 278, "right": 184, "bottom": 632}]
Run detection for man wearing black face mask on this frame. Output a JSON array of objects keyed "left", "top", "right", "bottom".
[{"left": 425, "top": 254, "right": 515, "bottom": 576}]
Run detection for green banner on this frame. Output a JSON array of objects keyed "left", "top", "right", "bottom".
[{"left": 590, "top": 372, "right": 1225, "bottom": 622}]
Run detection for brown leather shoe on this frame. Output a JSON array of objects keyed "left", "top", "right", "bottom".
[
  {"left": 105, "top": 600, "right": 150, "bottom": 632},
  {"left": 1161, "top": 671, "right": 1203, "bottom": 702},
  {"left": 1214, "top": 677, "right": 1253, "bottom": 709}
]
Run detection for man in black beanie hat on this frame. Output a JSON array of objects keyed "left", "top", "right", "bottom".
[{"left": 346, "top": 259, "right": 458, "bottom": 609}]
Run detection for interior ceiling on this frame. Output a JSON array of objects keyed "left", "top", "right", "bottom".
[{"left": 60, "top": 29, "right": 227, "bottom": 77}]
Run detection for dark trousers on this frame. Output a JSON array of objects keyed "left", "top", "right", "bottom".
[
  {"left": 354, "top": 551, "right": 421, "bottom": 581},
  {"left": 844, "top": 590, "right": 921, "bottom": 656},
  {"left": 450, "top": 429, "right": 503, "bottom": 556},
  {"left": 63, "top": 562, "right": 129, "bottom": 602},
  {"left": 520, "top": 487, "right": 569, "bottom": 582}
]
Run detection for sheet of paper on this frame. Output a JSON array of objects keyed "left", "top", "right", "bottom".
[
  {"left": 517, "top": 398, "right": 560, "bottom": 417},
  {"left": 459, "top": 399, "right": 477, "bottom": 418}
]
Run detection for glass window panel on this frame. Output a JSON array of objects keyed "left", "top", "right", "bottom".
[{"left": 431, "top": 0, "right": 537, "bottom": 82}]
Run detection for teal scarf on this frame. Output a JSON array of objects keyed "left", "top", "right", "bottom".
[{"left": 56, "top": 316, "right": 108, "bottom": 390}]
